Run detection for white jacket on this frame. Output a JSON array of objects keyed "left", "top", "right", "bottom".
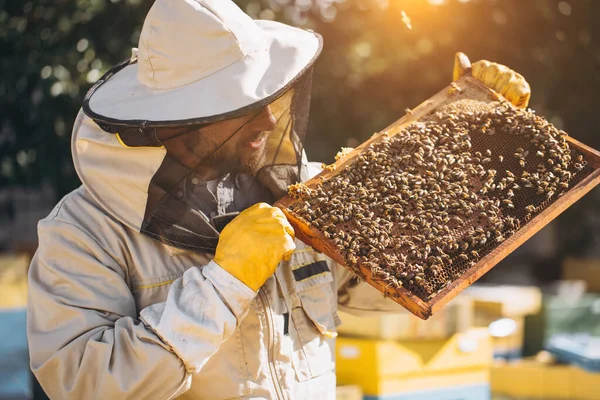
[{"left": 27, "top": 111, "right": 404, "bottom": 399}]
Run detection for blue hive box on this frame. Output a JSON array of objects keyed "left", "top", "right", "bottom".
[{"left": 546, "top": 333, "right": 600, "bottom": 373}]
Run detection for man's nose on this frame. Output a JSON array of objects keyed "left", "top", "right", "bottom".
[{"left": 250, "top": 105, "right": 277, "bottom": 132}]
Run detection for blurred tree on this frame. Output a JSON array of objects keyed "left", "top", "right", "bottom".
[
  {"left": 0, "top": 0, "right": 153, "bottom": 195},
  {"left": 1, "top": 0, "right": 599, "bottom": 257}
]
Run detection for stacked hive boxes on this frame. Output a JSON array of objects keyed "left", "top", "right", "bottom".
[
  {"left": 336, "top": 295, "right": 474, "bottom": 341},
  {"left": 0, "top": 254, "right": 29, "bottom": 309},
  {"left": 336, "top": 384, "right": 363, "bottom": 400},
  {"left": 563, "top": 258, "right": 600, "bottom": 293},
  {"left": 465, "top": 285, "right": 542, "bottom": 359},
  {"left": 471, "top": 283, "right": 600, "bottom": 400},
  {"left": 491, "top": 359, "right": 600, "bottom": 399},
  {"left": 0, "top": 254, "right": 31, "bottom": 400},
  {"left": 335, "top": 296, "right": 493, "bottom": 399}
]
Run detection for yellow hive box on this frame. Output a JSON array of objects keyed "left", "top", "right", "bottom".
[
  {"left": 337, "top": 295, "right": 473, "bottom": 341},
  {"left": 0, "top": 254, "right": 30, "bottom": 309},
  {"left": 336, "top": 328, "right": 492, "bottom": 399},
  {"left": 466, "top": 285, "right": 541, "bottom": 359},
  {"left": 491, "top": 359, "right": 600, "bottom": 399},
  {"left": 336, "top": 385, "right": 363, "bottom": 400},
  {"left": 480, "top": 315, "right": 525, "bottom": 359},
  {"left": 466, "top": 285, "right": 542, "bottom": 318},
  {"left": 563, "top": 258, "right": 600, "bottom": 293}
]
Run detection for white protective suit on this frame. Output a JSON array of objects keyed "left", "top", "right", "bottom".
[{"left": 27, "top": 110, "right": 405, "bottom": 399}]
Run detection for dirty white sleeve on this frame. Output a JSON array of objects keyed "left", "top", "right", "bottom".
[
  {"left": 140, "top": 261, "right": 256, "bottom": 373},
  {"left": 28, "top": 218, "right": 256, "bottom": 400},
  {"left": 28, "top": 220, "right": 192, "bottom": 400}
]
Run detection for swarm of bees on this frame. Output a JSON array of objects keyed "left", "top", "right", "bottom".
[{"left": 286, "top": 100, "right": 590, "bottom": 301}]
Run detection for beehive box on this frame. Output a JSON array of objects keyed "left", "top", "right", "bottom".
[
  {"left": 467, "top": 285, "right": 542, "bottom": 359},
  {"left": 275, "top": 75, "right": 600, "bottom": 320},
  {"left": 0, "top": 254, "right": 29, "bottom": 309},
  {"left": 336, "top": 385, "right": 363, "bottom": 400},
  {"left": 466, "top": 284, "right": 542, "bottom": 318},
  {"left": 491, "top": 359, "right": 600, "bottom": 399},
  {"left": 336, "top": 328, "right": 493, "bottom": 400},
  {"left": 337, "top": 294, "right": 473, "bottom": 341},
  {"left": 563, "top": 258, "right": 600, "bottom": 292}
]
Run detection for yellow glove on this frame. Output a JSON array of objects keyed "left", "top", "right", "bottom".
[
  {"left": 453, "top": 52, "right": 531, "bottom": 109},
  {"left": 214, "top": 203, "right": 296, "bottom": 291}
]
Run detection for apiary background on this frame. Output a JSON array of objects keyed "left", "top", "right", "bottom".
[
  {"left": 0, "top": 255, "right": 31, "bottom": 400},
  {"left": 336, "top": 328, "right": 493, "bottom": 400},
  {"left": 336, "top": 294, "right": 474, "bottom": 341},
  {"left": 491, "top": 358, "right": 600, "bottom": 400},
  {"left": 277, "top": 76, "right": 600, "bottom": 320},
  {"left": 5, "top": 1, "right": 600, "bottom": 400}
]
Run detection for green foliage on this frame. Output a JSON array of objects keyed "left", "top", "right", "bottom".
[
  {"left": 0, "top": 0, "right": 153, "bottom": 194},
  {"left": 1, "top": 0, "right": 599, "bottom": 253}
]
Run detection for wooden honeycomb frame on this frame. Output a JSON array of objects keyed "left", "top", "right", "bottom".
[{"left": 275, "top": 76, "right": 600, "bottom": 320}]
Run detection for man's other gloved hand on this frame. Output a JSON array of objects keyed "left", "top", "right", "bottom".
[
  {"left": 453, "top": 52, "right": 531, "bottom": 109},
  {"left": 214, "top": 203, "right": 296, "bottom": 292}
]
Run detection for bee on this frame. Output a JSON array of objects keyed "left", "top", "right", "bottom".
[
  {"left": 448, "top": 82, "right": 462, "bottom": 96},
  {"left": 502, "top": 199, "right": 515, "bottom": 209}
]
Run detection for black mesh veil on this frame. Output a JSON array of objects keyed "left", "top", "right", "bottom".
[{"left": 87, "top": 65, "right": 315, "bottom": 253}]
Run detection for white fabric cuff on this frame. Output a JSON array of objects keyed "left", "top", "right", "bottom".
[
  {"left": 202, "top": 260, "right": 257, "bottom": 317},
  {"left": 139, "top": 261, "right": 256, "bottom": 373}
]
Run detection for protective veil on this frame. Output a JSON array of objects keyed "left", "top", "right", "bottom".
[{"left": 83, "top": 56, "right": 315, "bottom": 253}]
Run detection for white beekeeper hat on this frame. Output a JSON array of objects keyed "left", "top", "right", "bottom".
[{"left": 83, "top": 0, "right": 322, "bottom": 128}]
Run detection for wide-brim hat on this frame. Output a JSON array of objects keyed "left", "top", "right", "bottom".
[{"left": 83, "top": 0, "right": 322, "bottom": 128}]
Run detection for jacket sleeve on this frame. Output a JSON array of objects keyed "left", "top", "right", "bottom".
[
  {"left": 333, "top": 262, "right": 407, "bottom": 316},
  {"left": 27, "top": 218, "right": 256, "bottom": 400}
]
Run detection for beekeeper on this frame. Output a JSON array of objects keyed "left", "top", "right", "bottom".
[{"left": 27, "top": 0, "right": 530, "bottom": 398}]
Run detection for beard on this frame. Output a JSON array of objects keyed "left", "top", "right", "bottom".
[{"left": 184, "top": 131, "right": 269, "bottom": 177}]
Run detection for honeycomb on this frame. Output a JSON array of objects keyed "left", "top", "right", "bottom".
[{"left": 285, "top": 99, "right": 592, "bottom": 302}]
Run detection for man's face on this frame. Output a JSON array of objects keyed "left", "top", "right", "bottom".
[{"left": 159, "top": 104, "right": 278, "bottom": 179}]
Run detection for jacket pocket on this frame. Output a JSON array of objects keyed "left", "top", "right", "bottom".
[{"left": 289, "top": 269, "right": 341, "bottom": 381}]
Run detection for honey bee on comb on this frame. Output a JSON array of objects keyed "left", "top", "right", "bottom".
[{"left": 284, "top": 98, "right": 592, "bottom": 303}]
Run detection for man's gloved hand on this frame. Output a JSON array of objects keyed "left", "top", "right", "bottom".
[
  {"left": 453, "top": 52, "right": 531, "bottom": 109},
  {"left": 214, "top": 203, "right": 296, "bottom": 292}
]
